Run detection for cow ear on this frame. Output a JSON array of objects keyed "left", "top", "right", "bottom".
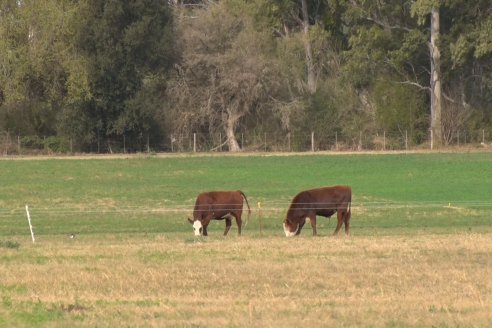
[{"left": 187, "top": 218, "right": 193, "bottom": 224}]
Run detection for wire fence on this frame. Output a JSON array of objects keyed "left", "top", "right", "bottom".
[
  {"left": 1, "top": 129, "right": 491, "bottom": 155},
  {"left": 2, "top": 201, "right": 490, "bottom": 239},
  {"left": 2, "top": 200, "right": 492, "bottom": 218}
]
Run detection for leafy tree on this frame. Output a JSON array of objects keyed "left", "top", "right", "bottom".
[
  {"left": 343, "top": 0, "right": 492, "bottom": 146},
  {"left": 0, "top": 0, "right": 74, "bottom": 135},
  {"left": 372, "top": 78, "right": 427, "bottom": 144},
  {"left": 68, "top": 0, "right": 175, "bottom": 149}
]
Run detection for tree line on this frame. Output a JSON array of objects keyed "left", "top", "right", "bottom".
[{"left": 1, "top": 0, "right": 491, "bottom": 152}]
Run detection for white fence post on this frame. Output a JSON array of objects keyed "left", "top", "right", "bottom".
[
  {"left": 193, "top": 133, "right": 196, "bottom": 152},
  {"left": 25, "top": 205, "right": 35, "bottom": 243}
]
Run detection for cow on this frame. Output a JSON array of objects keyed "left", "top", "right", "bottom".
[
  {"left": 283, "top": 186, "right": 352, "bottom": 237},
  {"left": 188, "top": 190, "right": 251, "bottom": 236}
]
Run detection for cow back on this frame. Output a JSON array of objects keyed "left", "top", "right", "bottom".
[
  {"left": 193, "top": 191, "right": 244, "bottom": 220},
  {"left": 287, "top": 185, "right": 351, "bottom": 220}
]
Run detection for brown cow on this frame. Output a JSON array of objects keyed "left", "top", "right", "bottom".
[
  {"left": 283, "top": 186, "right": 352, "bottom": 237},
  {"left": 188, "top": 190, "right": 251, "bottom": 236}
]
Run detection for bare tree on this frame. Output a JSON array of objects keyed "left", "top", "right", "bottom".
[{"left": 167, "top": 1, "right": 281, "bottom": 151}]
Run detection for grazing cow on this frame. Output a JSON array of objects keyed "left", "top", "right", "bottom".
[
  {"left": 283, "top": 186, "right": 352, "bottom": 237},
  {"left": 188, "top": 190, "right": 251, "bottom": 236}
]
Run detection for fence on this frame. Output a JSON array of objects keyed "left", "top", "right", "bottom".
[
  {"left": 1, "top": 129, "right": 490, "bottom": 155},
  {"left": 2, "top": 200, "right": 491, "bottom": 238}
]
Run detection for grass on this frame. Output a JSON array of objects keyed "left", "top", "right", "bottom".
[
  {"left": 0, "top": 152, "right": 491, "bottom": 326},
  {"left": 0, "top": 234, "right": 490, "bottom": 327}
]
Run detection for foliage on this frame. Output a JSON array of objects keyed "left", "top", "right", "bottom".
[
  {"left": 69, "top": 0, "right": 175, "bottom": 146},
  {"left": 0, "top": 0, "right": 74, "bottom": 135},
  {"left": 372, "top": 78, "right": 427, "bottom": 143},
  {"left": 167, "top": 0, "right": 291, "bottom": 150},
  {"left": 1, "top": 0, "right": 491, "bottom": 151}
]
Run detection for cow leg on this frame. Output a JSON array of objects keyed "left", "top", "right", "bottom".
[
  {"left": 234, "top": 213, "right": 242, "bottom": 236},
  {"left": 203, "top": 224, "right": 209, "bottom": 236},
  {"left": 296, "top": 220, "right": 306, "bottom": 236},
  {"left": 333, "top": 211, "right": 344, "bottom": 235},
  {"left": 308, "top": 215, "right": 317, "bottom": 236},
  {"left": 344, "top": 209, "right": 351, "bottom": 236},
  {"left": 223, "top": 217, "right": 232, "bottom": 236}
]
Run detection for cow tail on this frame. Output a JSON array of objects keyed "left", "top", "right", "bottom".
[
  {"left": 346, "top": 192, "right": 352, "bottom": 223},
  {"left": 239, "top": 190, "right": 251, "bottom": 224}
]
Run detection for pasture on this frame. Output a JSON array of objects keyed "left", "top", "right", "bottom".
[{"left": 0, "top": 152, "right": 491, "bottom": 327}]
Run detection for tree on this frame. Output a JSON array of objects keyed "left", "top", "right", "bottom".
[
  {"left": 344, "top": 0, "right": 492, "bottom": 147},
  {"left": 0, "top": 0, "right": 74, "bottom": 135},
  {"left": 69, "top": 0, "right": 175, "bottom": 149},
  {"left": 442, "top": 0, "right": 492, "bottom": 142},
  {"left": 411, "top": 0, "right": 443, "bottom": 147},
  {"left": 168, "top": 0, "right": 285, "bottom": 151},
  {"left": 300, "top": 0, "right": 316, "bottom": 93}
]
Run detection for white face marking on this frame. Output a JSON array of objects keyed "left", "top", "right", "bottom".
[
  {"left": 192, "top": 220, "right": 203, "bottom": 236},
  {"left": 283, "top": 223, "right": 299, "bottom": 237}
]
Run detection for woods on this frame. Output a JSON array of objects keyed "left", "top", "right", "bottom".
[{"left": 1, "top": 0, "right": 491, "bottom": 152}]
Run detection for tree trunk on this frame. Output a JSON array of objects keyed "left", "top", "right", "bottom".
[
  {"left": 429, "top": 7, "right": 442, "bottom": 148},
  {"left": 225, "top": 115, "right": 241, "bottom": 152},
  {"left": 300, "top": 0, "right": 316, "bottom": 94}
]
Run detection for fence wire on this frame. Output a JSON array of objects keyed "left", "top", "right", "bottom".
[
  {"left": 2, "top": 201, "right": 492, "bottom": 218},
  {"left": 2, "top": 129, "right": 491, "bottom": 155}
]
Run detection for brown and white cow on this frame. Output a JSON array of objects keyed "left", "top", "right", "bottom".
[
  {"left": 188, "top": 190, "right": 251, "bottom": 236},
  {"left": 283, "top": 186, "right": 352, "bottom": 237}
]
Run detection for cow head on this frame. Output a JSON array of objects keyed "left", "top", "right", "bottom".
[
  {"left": 283, "top": 219, "right": 299, "bottom": 237},
  {"left": 188, "top": 218, "right": 203, "bottom": 236}
]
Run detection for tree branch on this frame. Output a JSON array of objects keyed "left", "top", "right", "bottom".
[
  {"left": 393, "top": 80, "right": 431, "bottom": 91},
  {"left": 348, "top": 0, "right": 412, "bottom": 32}
]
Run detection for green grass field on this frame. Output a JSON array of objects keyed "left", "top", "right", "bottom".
[{"left": 1, "top": 152, "right": 491, "bottom": 327}]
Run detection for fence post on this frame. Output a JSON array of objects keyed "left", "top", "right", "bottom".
[
  {"left": 287, "top": 132, "right": 291, "bottom": 152},
  {"left": 257, "top": 202, "right": 263, "bottom": 236},
  {"left": 193, "top": 133, "right": 196, "bottom": 152},
  {"left": 25, "top": 205, "right": 35, "bottom": 244},
  {"left": 123, "top": 135, "right": 126, "bottom": 153},
  {"left": 17, "top": 135, "right": 21, "bottom": 153},
  {"left": 241, "top": 133, "right": 244, "bottom": 150},
  {"left": 482, "top": 129, "right": 485, "bottom": 144},
  {"left": 405, "top": 130, "right": 408, "bottom": 150},
  {"left": 147, "top": 134, "right": 150, "bottom": 153},
  {"left": 311, "top": 132, "right": 314, "bottom": 152},
  {"left": 219, "top": 133, "right": 222, "bottom": 152},
  {"left": 430, "top": 129, "right": 433, "bottom": 150}
]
